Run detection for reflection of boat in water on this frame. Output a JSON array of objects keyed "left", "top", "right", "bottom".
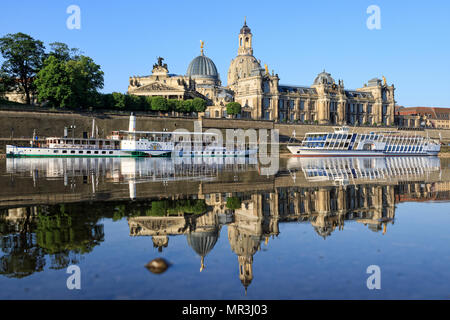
[
  {"left": 287, "top": 156, "right": 441, "bottom": 183},
  {"left": 6, "top": 156, "right": 258, "bottom": 183}
]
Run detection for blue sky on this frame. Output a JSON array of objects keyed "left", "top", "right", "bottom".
[{"left": 1, "top": 0, "right": 449, "bottom": 107}]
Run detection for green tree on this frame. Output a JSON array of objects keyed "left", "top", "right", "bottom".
[
  {"left": 34, "top": 54, "right": 104, "bottom": 109},
  {"left": 226, "top": 102, "right": 242, "bottom": 118},
  {"left": 167, "top": 99, "right": 178, "bottom": 113},
  {"left": 48, "top": 42, "right": 81, "bottom": 62},
  {"left": 181, "top": 99, "right": 193, "bottom": 113},
  {"left": 0, "top": 70, "right": 14, "bottom": 99},
  {"left": 192, "top": 97, "right": 207, "bottom": 113},
  {"left": 0, "top": 32, "right": 46, "bottom": 105},
  {"left": 33, "top": 55, "right": 70, "bottom": 107},
  {"left": 111, "top": 92, "right": 125, "bottom": 109},
  {"left": 151, "top": 96, "right": 168, "bottom": 112},
  {"left": 145, "top": 96, "right": 153, "bottom": 110}
]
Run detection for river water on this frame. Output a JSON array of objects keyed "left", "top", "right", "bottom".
[{"left": 0, "top": 156, "right": 449, "bottom": 299}]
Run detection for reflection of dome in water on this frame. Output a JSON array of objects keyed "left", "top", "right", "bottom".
[
  {"left": 186, "top": 229, "right": 219, "bottom": 271},
  {"left": 314, "top": 226, "right": 333, "bottom": 239}
]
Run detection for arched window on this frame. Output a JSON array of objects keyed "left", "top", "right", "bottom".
[
  {"left": 240, "top": 38, "right": 242, "bottom": 46},
  {"left": 215, "top": 110, "right": 219, "bottom": 118}
]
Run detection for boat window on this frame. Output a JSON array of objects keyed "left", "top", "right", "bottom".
[
  {"left": 94, "top": 151, "right": 99, "bottom": 154},
  {"left": 62, "top": 150, "right": 67, "bottom": 154},
  {"left": 87, "top": 151, "right": 91, "bottom": 154},
  {"left": 102, "top": 151, "right": 106, "bottom": 154},
  {"left": 90, "top": 140, "right": 96, "bottom": 145},
  {"left": 54, "top": 150, "right": 58, "bottom": 153},
  {"left": 71, "top": 150, "right": 75, "bottom": 154},
  {"left": 109, "top": 151, "right": 113, "bottom": 154},
  {"left": 79, "top": 151, "right": 83, "bottom": 154},
  {"left": 332, "top": 134, "right": 337, "bottom": 139}
]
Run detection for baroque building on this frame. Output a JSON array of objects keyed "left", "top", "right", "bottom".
[
  {"left": 127, "top": 47, "right": 233, "bottom": 109},
  {"left": 126, "top": 20, "right": 396, "bottom": 125},
  {"left": 227, "top": 21, "right": 396, "bottom": 125}
]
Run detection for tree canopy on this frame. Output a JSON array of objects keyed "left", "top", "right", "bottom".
[
  {"left": 34, "top": 51, "right": 104, "bottom": 109},
  {"left": 226, "top": 102, "right": 242, "bottom": 117},
  {"left": 0, "top": 32, "right": 46, "bottom": 104}
]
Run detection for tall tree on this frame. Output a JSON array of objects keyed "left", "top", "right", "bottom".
[
  {"left": 48, "top": 42, "right": 81, "bottom": 62},
  {"left": 34, "top": 53, "right": 104, "bottom": 109},
  {"left": 0, "top": 33, "right": 45, "bottom": 104}
]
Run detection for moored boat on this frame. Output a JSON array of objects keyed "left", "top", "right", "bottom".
[
  {"left": 6, "top": 114, "right": 258, "bottom": 158},
  {"left": 287, "top": 126, "right": 440, "bottom": 157}
]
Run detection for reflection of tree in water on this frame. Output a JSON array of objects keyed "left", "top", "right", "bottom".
[
  {"left": 0, "top": 233, "right": 45, "bottom": 278},
  {"left": 0, "top": 207, "right": 44, "bottom": 278},
  {"left": 35, "top": 204, "right": 104, "bottom": 269},
  {"left": 0, "top": 199, "right": 207, "bottom": 278},
  {"left": 0, "top": 203, "right": 105, "bottom": 277}
]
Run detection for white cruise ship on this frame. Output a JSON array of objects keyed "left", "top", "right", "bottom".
[
  {"left": 287, "top": 126, "right": 440, "bottom": 157},
  {"left": 6, "top": 114, "right": 257, "bottom": 158}
]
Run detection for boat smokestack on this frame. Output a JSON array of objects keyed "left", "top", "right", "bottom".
[
  {"left": 91, "top": 118, "right": 95, "bottom": 138},
  {"left": 129, "top": 113, "right": 136, "bottom": 132}
]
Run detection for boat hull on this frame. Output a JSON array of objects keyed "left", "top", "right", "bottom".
[
  {"left": 287, "top": 146, "right": 439, "bottom": 157},
  {"left": 5, "top": 145, "right": 171, "bottom": 158}
]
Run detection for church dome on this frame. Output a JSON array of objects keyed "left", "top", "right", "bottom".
[
  {"left": 313, "top": 70, "right": 335, "bottom": 85},
  {"left": 227, "top": 55, "right": 262, "bottom": 87},
  {"left": 186, "top": 54, "right": 219, "bottom": 80}
]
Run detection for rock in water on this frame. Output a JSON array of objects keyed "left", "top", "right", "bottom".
[{"left": 145, "top": 258, "right": 169, "bottom": 274}]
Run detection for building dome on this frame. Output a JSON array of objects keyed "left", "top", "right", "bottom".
[
  {"left": 240, "top": 20, "right": 251, "bottom": 34},
  {"left": 313, "top": 70, "right": 335, "bottom": 85},
  {"left": 186, "top": 54, "right": 219, "bottom": 80},
  {"left": 227, "top": 55, "right": 262, "bottom": 87}
]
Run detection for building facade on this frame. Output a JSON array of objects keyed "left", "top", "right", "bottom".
[
  {"left": 396, "top": 106, "right": 450, "bottom": 129},
  {"left": 128, "top": 20, "right": 396, "bottom": 125},
  {"left": 228, "top": 21, "right": 396, "bottom": 125}
]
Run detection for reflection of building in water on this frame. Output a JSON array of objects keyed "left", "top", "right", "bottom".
[
  {"left": 128, "top": 208, "right": 222, "bottom": 270},
  {"left": 127, "top": 175, "right": 450, "bottom": 293}
]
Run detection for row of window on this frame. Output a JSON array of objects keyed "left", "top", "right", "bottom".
[
  {"left": 384, "top": 145, "right": 424, "bottom": 153},
  {"left": 53, "top": 150, "right": 115, "bottom": 155}
]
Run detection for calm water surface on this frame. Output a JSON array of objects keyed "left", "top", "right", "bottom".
[{"left": 0, "top": 156, "right": 449, "bottom": 299}]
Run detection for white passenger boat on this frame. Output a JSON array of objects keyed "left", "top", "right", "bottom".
[
  {"left": 287, "top": 126, "right": 440, "bottom": 157},
  {"left": 6, "top": 114, "right": 258, "bottom": 158}
]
